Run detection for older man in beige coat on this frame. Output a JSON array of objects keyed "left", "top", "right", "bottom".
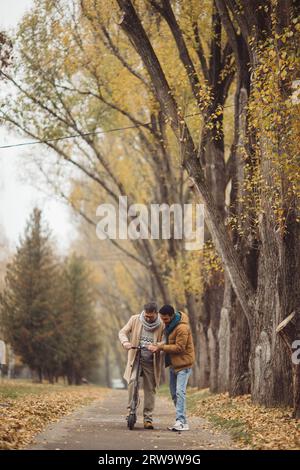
[{"left": 118, "top": 301, "right": 164, "bottom": 429}]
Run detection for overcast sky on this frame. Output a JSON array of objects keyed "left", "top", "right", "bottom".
[
  {"left": 0, "top": 0, "right": 76, "bottom": 252},
  {"left": 0, "top": 0, "right": 33, "bottom": 30}
]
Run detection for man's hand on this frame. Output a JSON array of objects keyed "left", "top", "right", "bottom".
[
  {"left": 123, "top": 342, "right": 133, "bottom": 350},
  {"left": 147, "top": 344, "right": 159, "bottom": 353}
]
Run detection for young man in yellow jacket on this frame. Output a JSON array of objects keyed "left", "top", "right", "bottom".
[{"left": 148, "top": 304, "right": 195, "bottom": 431}]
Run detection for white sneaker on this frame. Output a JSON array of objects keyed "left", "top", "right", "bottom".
[
  {"left": 168, "top": 420, "right": 189, "bottom": 431},
  {"left": 168, "top": 420, "right": 181, "bottom": 431}
]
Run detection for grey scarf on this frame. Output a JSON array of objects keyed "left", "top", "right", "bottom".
[{"left": 139, "top": 310, "right": 161, "bottom": 332}]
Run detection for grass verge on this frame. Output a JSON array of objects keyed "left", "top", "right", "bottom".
[
  {"left": 159, "top": 385, "right": 299, "bottom": 449},
  {"left": 0, "top": 380, "right": 107, "bottom": 449}
]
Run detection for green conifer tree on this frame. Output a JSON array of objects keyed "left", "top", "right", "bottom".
[
  {"left": 0, "top": 208, "right": 61, "bottom": 382},
  {"left": 60, "top": 253, "right": 102, "bottom": 385}
]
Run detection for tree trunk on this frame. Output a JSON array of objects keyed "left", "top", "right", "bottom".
[
  {"left": 67, "top": 365, "right": 75, "bottom": 385},
  {"left": 37, "top": 367, "right": 43, "bottom": 383},
  {"left": 75, "top": 373, "right": 82, "bottom": 385},
  {"left": 67, "top": 375, "right": 73, "bottom": 385},
  {"left": 202, "top": 274, "right": 224, "bottom": 393},
  {"left": 185, "top": 291, "right": 201, "bottom": 387},
  {"left": 250, "top": 209, "right": 293, "bottom": 406},
  {"left": 277, "top": 312, "right": 300, "bottom": 418},
  {"left": 228, "top": 286, "right": 251, "bottom": 396},
  {"left": 199, "top": 295, "right": 210, "bottom": 389},
  {"left": 216, "top": 0, "right": 299, "bottom": 412},
  {"left": 105, "top": 351, "right": 111, "bottom": 388},
  {"left": 217, "top": 274, "right": 230, "bottom": 392}
]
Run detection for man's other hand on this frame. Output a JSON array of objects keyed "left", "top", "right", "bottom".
[{"left": 148, "top": 344, "right": 159, "bottom": 353}]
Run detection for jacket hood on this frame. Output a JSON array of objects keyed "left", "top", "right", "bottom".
[{"left": 178, "top": 311, "right": 189, "bottom": 325}]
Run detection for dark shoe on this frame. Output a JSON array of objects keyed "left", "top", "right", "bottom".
[{"left": 144, "top": 421, "right": 154, "bottom": 430}]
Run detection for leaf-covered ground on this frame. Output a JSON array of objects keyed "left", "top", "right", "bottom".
[
  {"left": 187, "top": 388, "right": 300, "bottom": 450},
  {"left": 0, "top": 380, "right": 107, "bottom": 450}
]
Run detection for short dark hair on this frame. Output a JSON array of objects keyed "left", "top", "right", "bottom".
[
  {"left": 159, "top": 304, "right": 175, "bottom": 316},
  {"left": 144, "top": 301, "right": 158, "bottom": 313}
]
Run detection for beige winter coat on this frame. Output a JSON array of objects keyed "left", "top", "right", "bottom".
[{"left": 118, "top": 314, "right": 164, "bottom": 386}]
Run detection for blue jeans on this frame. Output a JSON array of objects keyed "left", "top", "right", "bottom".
[{"left": 169, "top": 367, "right": 192, "bottom": 424}]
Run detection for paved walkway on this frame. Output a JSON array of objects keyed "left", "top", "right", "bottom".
[{"left": 28, "top": 390, "right": 236, "bottom": 450}]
